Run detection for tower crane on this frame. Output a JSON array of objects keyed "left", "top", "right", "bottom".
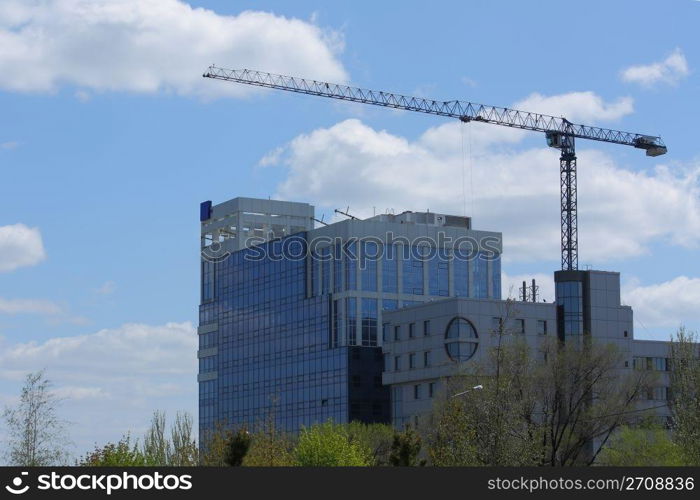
[{"left": 203, "top": 66, "right": 667, "bottom": 271}]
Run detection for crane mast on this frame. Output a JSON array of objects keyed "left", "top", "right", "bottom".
[{"left": 203, "top": 66, "right": 667, "bottom": 270}]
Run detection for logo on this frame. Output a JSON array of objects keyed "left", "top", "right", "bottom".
[{"left": 5, "top": 472, "right": 29, "bottom": 495}]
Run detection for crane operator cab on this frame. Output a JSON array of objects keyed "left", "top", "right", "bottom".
[{"left": 546, "top": 131, "right": 564, "bottom": 149}]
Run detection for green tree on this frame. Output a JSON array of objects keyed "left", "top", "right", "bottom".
[
  {"left": 428, "top": 307, "right": 541, "bottom": 466},
  {"left": 426, "top": 303, "right": 652, "bottom": 466},
  {"left": 243, "top": 414, "right": 295, "bottom": 466},
  {"left": 598, "top": 424, "right": 684, "bottom": 466},
  {"left": 2, "top": 371, "right": 71, "bottom": 466},
  {"left": 200, "top": 422, "right": 232, "bottom": 466},
  {"left": 169, "top": 412, "right": 199, "bottom": 466},
  {"left": 295, "top": 422, "right": 370, "bottom": 466},
  {"left": 534, "top": 338, "right": 651, "bottom": 466},
  {"left": 78, "top": 434, "right": 148, "bottom": 466},
  {"left": 427, "top": 395, "right": 480, "bottom": 466},
  {"left": 389, "top": 427, "right": 424, "bottom": 466},
  {"left": 345, "top": 422, "right": 394, "bottom": 466},
  {"left": 142, "top": 410, "right": 169, "bottom": 465},
  {"left": 669, "top": 327, "right": 700, "bottom": 465},
  {"left": 225, "top": 428, "right": 251, "bottom": 466}
]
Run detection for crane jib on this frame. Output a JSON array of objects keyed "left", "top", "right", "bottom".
[{"left": 203, "top": 66, "right": 668, "bottom": 270}]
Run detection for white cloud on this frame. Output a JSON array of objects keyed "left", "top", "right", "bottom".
[
  {"left": 0, "top": 223, "right": 46, "bottom": 272},
  {"left": 52, "top": 385, "right": 109, "bottom": 401},
  {"left": 621, "top": 48, "right": 689, "bottom": 87},
  {"left": 0, "top": 0, "right": 347, "bottom": 97},
  {"left": 0, "top": 141, "right": 18, "bottom": 150},
  {"left": 268, "top": 112, "right": 700, "bottom": 265},
  {"left": 0, "top": 297, "right": 88, "bottom": 327},
  {"left": 461, "top": 76, "right": 477, "bottom": 88},
  {"left": 95, "top": 281, "right": 116, "bottom": 295},
  {"left": 0, "top": 321, "right": 197, "bottom": 455},
  {"left": 0, "top": 298, "right": 63, "bottom": 315},
  {"left": 514, "top": 91, "right": 634, "bottom": 122},
  {"left": 623, "top": 276, "right": 700, "bottom": 329}
]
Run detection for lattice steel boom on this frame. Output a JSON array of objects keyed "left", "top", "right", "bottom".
[{"left": 203, "top": 66, "right": 667, "bottom": 270}]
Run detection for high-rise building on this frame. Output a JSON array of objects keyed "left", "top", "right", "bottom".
[{"left": 198, "top": 197, "right": 502, "bottom": 439}]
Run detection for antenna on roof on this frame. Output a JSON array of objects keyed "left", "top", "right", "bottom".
[
  {"left": 335, "top": 207, "right": 358, "bottom": 220},
  {"left": 311, "top": 215, "right": 328, "bottom": 226}
]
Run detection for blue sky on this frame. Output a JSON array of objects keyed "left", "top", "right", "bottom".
[{"left": 0, "top": 0, "right": 698, "bottom": 458}]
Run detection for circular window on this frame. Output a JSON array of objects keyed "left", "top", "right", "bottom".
[{"left": 444, "top": 317, "right": 479, "bottom": 362}]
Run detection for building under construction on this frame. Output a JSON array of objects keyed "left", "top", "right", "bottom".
[{"left": 197, "top": 197, "right": 672, "bottom": 438}]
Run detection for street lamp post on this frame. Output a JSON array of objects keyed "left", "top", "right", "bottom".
[{"left": 451, "top": 384, "right": 483, "bottom": 398}]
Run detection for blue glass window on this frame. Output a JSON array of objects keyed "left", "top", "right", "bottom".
[
  {"left": 382, "top": 299, "right": 398, "bottom": 311},
  {"left": 402, "top": 245, "right": 424, "bottom": 295},
  {"left": 345, "top": 241, "right": 357, "bottom": 291},
  {"left": 361, "top": 298, "right": 378, "bottom": 346},
  {"left": 382, "top": 244, "right": 398, "bottom": 293},
  {"left": 473, "top": 251, "right": 488, "bottom": 299},
  {"left": 556, "top": 281, "right": 583, "bottom": 337},
  {"left": 346, "top": 297, "right": 357, "bottom": 345},
  {"left": 202, "top": 260, "right": 215, "bottom": 301},
  {"left": 320, "top": 246, "right": 331, "bottom": 294},
  {"left": 333, "top": 242, "right": 343, "bottom": 292},
  {"left": 428, "top": 247, "right": 449, "bottom": 296},
  {"left": 491, "top": 253, "right": 501, "bottom": 300},
  {"left": 332, "top": 299, "right": 343, "bottom": 348},
  {"left": 361, "top": 241, "right": 378, "bottom": 292}
]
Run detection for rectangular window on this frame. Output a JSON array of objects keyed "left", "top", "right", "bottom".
[
  {"left": 453, "top": 250, "right": 469, "bottom": 297},
  {"left": 428, "top": 247, "right": 449, "bottom": 296},
  {"left": 321, "top": 246, "right": 331, "bottom": 294},
  {"left": 515, "top": 319, "right": 525, "bottom": 334},
  {"left": 429, "top": 382, "right": 436, "bottom": 398},
  {"left": 409, "top": 353, "right": 416, "bottom": 369},
  {"left": 361, "top": 298, "right": 378, "bottom": 346},
  {"left": 537, "top": 320, "right": 547, "bottom": 335},
  {"left": 402, "top": 245, "right": 424, "bottom": 295},
  {"left": 345, "top": 241, "right": 357, "bottom": 291},
  {"left": 473, "top": 251, "right": 488, "bottom": 298},
  {"left": 333, "top": 242, "right": 343, "bottom": 292},
  {"left": 383, "top": 299, "right": 398, "bottom": 311},
  {"left": 413, "top": 384, "right": 421, "bottom": 400},
  {"left": 201, "top": 260, "right": 215, "bottom": 301},
  {"left": 332, "top": 299, "right": 343, "bottom": 347},
  {"left": 394, "top": 325, "right": 401, "bottom": 341},
  {"left": 382, "top": 243, "right": 398, "bottom": 293},
  {"left": 409, "top": 323, "right": 415, "bottom": 338},
  {"left": 361, "top": 241, "right": 378, "bottom": 292},
  {"left": 346, "top": 297, "right": 357, "bottom": 346},
  {"left": 382, "top": 323, "right": 390, "bottom": 343},
  {"left": 423, "top": 351, "right": 430, "bottom": 367},
  {"left": 423, "top": 320, "right": 431, "bottom": 336},
  {"left": 394, "top": 356, "right": 401, "bottom": 371},
  {"left": 491, "top": 253, "right": 501, "bottom": 299}
]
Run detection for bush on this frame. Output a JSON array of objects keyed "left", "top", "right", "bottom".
[
  {"left": 598, "top": 425, "right": 685, "bottom": 466},
  {"left": 295, "top": 422, "right": 371, "bottom": 466}
]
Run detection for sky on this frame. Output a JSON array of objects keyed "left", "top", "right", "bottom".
[{"left": 0, "top": 0, "right": 698, "bottom": 459}]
